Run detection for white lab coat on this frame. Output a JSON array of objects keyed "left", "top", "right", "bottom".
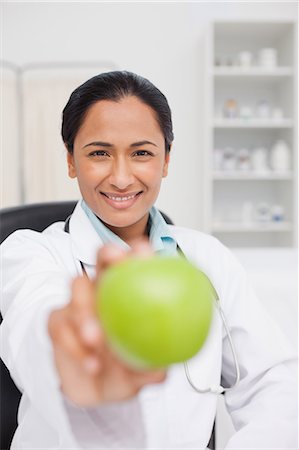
[{"left": 1, "top": 201, "right": 297, "bottom": 449}]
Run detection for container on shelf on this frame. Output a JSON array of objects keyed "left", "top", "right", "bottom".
[
  {"left": 222, "top": 147, "right": 237, "bottom": 170},
  {"left": 223, "top": 98, "right": 238, "bottom": 118},
  {"left": 256, "top": 99, "right": 271, "bottom": 119},
  {"left": 237, "top": 148, "right": 251, "bottom": 171},
  {"left": 239, "top": 106, "right": 253, "bottom": 119},
  {"left": 270, "top": 140, "right": 291, "bottom": 172},
  {"left": 271, "top": 205, "right": 285, "bottom": 222},
  {"left": 251, "top": 147, "right": 269, "bottom": 172},
  {"left": 258, "top": 48, "right": 278, "bottom": 68},
  {"left": 238, "top": 51, "right": 253, "bottom": 67}
]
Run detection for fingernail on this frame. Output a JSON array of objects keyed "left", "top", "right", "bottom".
[
  {"left": 103, "top": 244, "right": 125, "bottom": 258},
  {"left": 81, "top": 319, "right": 101, "bottom": 343},
  {"left": 133, "top": 241, "right": 153, "bottom": 257}
]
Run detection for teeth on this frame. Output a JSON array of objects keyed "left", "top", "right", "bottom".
[{"left": 106, "top": 193, "right": 137, "bottom": 202}]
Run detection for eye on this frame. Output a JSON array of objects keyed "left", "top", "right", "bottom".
[
  {"left": 88, "top": 150, "right": 110, "bottom": 158},
  {"left": 133, "top": 150, "right": 153, "bottom": 158}
]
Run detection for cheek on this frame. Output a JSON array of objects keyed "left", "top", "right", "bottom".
[
  {"left": 76, "top": 161, "right": 106, "bottom": 184},
  {"left": 137, "top": 160, "right": 166, "bottom": 185}
]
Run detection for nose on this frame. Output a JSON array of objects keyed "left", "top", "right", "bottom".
[{"left": 109, "top": 158, "right": 135, "bottom": 190}]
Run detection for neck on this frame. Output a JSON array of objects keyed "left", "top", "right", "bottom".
[{"left": 104, "top": 213, "right": 150, "bottom": 246}]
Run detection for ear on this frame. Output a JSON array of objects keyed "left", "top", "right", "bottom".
[
  {"left": 67, "top": 150, "right": 77, "bottom": 179},
  {"left": 162, "top": 149, "right": 171, "bottom": 178}
]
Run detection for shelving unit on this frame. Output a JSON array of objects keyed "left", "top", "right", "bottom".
[
  {"left": 213, "top": 118, "right": 293, "bottom": 128},
  {"left": 213, "top": 171, "right": 293, "bottom": 180},
  {"left": 204, "top": 21, "right": 297, "bottom": 247}
]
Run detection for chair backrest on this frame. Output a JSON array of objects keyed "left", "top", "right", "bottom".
[{"left": 0, "top": 201, "right": 77, "bottom": 244}]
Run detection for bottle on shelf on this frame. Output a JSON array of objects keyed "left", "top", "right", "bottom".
[
  {"left": 270, "top": 140, "right": 291, "bottom": 172},
  {"left": 223, "top": 98, "right": 238, "bottom": 118},
  {"left": 258, "top": 47, "right": 278, "bottom": 68},
  {"left": 251, "top": 147, "right": 269, "bottom": 173},
  {"left": 271, "top": 205, "right": 285, "bottom": 222},
  {"left": 237, "top": 148, "right": 251, "bottom": 171}
]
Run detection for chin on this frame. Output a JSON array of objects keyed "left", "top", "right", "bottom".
[{"left": 103, "top": 210, "right": 149, "bottom": 229}]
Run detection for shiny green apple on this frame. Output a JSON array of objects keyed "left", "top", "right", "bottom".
[{"left": 96, "top": 255, "right": 215, "bottom": 369}]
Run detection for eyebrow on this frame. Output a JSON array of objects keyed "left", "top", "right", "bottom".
[{"left": 83, "top": 140, "right": 158, "bottom": 149}]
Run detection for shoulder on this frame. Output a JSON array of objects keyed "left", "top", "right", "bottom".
[
  {"left": 169, "top": 225, "right": 247, "bottom": 307},
  {"left": 1, "top": 221, "right": 74, "bottom": 271},
  {"left": 170, "top": 225, "right": 230, "bottom": 262},
  {"left": 2, "top": 220, "right": 66, "bottom": 249}
]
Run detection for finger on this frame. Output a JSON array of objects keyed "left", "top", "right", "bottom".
[
  {"left": 96, "top": 244, "right": 128, "bottom": 280},
  {"left": 49, "top": 310, "right": 102, "bottom": 374},
  {"left": 71, "top": 276, "right": 95, "bottom": 313},
  {"left": 132, "top": 368, "right": 167, "bottom": 388},
  {"left": 70, "top": 277, "right": 102, "bottom": 349},
  {"left": 129, "top": 237, "right": 154, "bottom": 258}
]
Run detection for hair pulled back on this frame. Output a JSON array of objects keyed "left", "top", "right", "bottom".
[{"left": 61, "top": 71, "right": 174, "bottom": 154}]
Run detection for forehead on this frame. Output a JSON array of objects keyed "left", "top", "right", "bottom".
[{"left": 78, "top": 96, "right": 163, "bottom": 140}]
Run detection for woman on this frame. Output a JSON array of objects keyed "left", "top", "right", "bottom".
[{"left": 1, "top": 71, "right": 296, "bottom": 449}]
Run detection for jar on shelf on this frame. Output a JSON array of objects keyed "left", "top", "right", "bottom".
[
  {"left": 258, "top": 48, "right": 278, "bottom": 68},
  {"left": 251, "top": 147, "right": 269, "bottom": 172},
  {"left": 222, "top": 147, "right": 236, "bottom": 171},
  {"left": 270, "top": 140, "right": 291, "bottom": 172},
  {"left": 240, "top": 106, "right": 253, "bottom": 120},
  {"left": 238, "top": 51, "right": 253, "bottom": 67},
  {"left": 256, "top": 100, "right": 271, "bottom": 119},
  {"left": 237, "top": 148, "right": 251, "bottom": 171},
  {"left": 223, "top": 99, "right": 238, "bottom": 118},
  {"left": 256, "top": 202, "right": 271, "bottom": 222},
  {"left": 271, "top": 205, "right": 285, "bottom": 222}
]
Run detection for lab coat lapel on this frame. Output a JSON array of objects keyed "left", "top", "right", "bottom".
[{"left": 68, "top": 201, "right": 104, "bottom": 267}]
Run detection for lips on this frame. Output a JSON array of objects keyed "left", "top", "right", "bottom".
[
  {"left": 100, "top": 191, "right": 143, "bottom": 209},
  {"left": 101, "top": 191, "right": 142, "bottom": 202}
]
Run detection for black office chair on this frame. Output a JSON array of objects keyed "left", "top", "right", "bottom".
[{"left": 0, "top": 201, "right": 215, "bottom": 450}]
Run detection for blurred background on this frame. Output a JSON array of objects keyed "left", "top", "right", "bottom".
[{"left": 1, "top": 2, "right": 298, "bottom": 448}]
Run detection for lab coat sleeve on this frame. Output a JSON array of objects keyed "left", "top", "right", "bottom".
[
  {"left": 1, "top": 230, "right": 81, "bottom": 448},
  {"left": 0, "top": 230, "right": 146, "bottom": 449},
  {"left": 217, "top": 244, "right": 298, "bottom": 449}
]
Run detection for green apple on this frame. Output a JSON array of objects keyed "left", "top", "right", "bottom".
[{"left": 96, "top": 255, "right": 215, "bottom": 369}]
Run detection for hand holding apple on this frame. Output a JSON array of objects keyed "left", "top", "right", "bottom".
[
  {"left": 48, "top": 241, "right": 166, "bottom": 407},
  {"left": 96, "top": 255, "right": 214, "bottom": 369}
]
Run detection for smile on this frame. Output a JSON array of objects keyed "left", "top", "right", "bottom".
[
  {"left": 100, "top": 191, "right": 143, "bottom": 209},
  {"left": 102, "top": 192, "right": 141, "bottom": 202}
]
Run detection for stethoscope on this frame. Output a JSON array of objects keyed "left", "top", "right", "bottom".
[{"left": 64, "top": 215, "right": 240, "bottom": 395}]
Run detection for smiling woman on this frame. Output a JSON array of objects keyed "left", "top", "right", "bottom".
[
  {"left": 65, "top": 97, "right": 169, "bottom": 244},
  {"left": 62, "top": 72, "right": 172, "bottom": 244},
  {"left": 0, "top": 71, "right": 297, "bottom": 450}
]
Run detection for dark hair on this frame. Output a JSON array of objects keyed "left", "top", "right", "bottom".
[{"left": 61, "top": 71, "right": 174, "bottom": 154}]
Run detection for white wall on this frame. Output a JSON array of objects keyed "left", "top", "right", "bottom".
[{"left": 2, "top": 1, "right": 297, "bottom": 229}]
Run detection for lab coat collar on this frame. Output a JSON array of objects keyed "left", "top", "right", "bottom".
[{"left": 68, "top": 200, "right": 104, "bottom": 266}]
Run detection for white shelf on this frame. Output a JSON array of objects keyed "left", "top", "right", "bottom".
[
  {"left": 212, "top": 222, "right": 292, "bottom": 233},
  {"left": 213, "top": 66, "right": 293, "bottom": 78},
  {"left": 213, "top": 171, "right": 293, "bottom": 180},
  {"left": 213, "top": 118, "right": 293, "bottom": 128},
  {"left": 205, "top": 21, "right": 297, "bottom": 247}
]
